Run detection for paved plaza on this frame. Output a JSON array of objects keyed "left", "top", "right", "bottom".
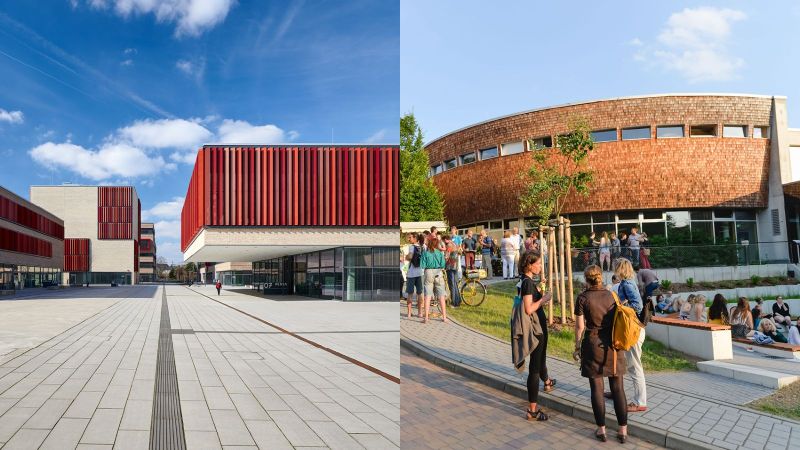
[
  {"left": 401, "top": 310, "right": 800, "bottom": 450},
  {"left": 0, "top": 285, "right": 399, "bottom": 449},
  {"left": 401, "top": 348, "right": 660, "bottom": 449}
]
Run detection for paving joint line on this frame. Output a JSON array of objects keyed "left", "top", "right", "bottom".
[{"left": 188, "top": 286, "right": 400, "bottom": 384}]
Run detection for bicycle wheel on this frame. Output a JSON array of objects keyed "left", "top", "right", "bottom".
[{"left": 461, "top": 279, "right": 486, "bottom": 306}]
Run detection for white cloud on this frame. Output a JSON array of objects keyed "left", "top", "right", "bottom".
[
  {"left": 88, "top": 0, "right": 235, "bottom": 37},
  {"left": 176, "top": 59, "right": 193, "bottom": 74},
  {"left": 175, "top": 58, "right": 206, "bottom": 82},
  {"left": 287, "top": 130, "right": 300, "bottom": 141},
  {"left": 142, "top": 196, "right": 184, "bottom": 221},
  {"left": 156, "top": 240, "right": 184, "bottom": 264},
  {"left": 0, "top": 108, "right": 24, "bottom": 124},
  {"left": 217, "top": 119, "right": 285, "bottom": 143},
  {"left": 364, "top": 129, "right": 387, "bottom": 144},
  {"left": 120, "top": 59, "right": 133, "bottom": 66},
  {"left": 628, "top": 37, "right": 643, "bottom": 47},
  {"left": 29, "top": 142, "right": 175, "bottom": 180},
  {"left": 124, "top": 47, "right": 137, "bottom": 55},
  {"left": 118, "top": 118, "right": 212, "bottom": 149},
  {"left": 634, "top": 7, "right": 746, "bottom": 82},
  {"left": 153, "top": 220, "right": 181, "bottom": 240}
]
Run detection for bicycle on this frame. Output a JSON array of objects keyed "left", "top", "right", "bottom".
[{"left": 443, "top": 268, "right": 487, "bottom": 307}]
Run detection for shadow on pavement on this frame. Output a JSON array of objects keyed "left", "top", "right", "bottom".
[{"left": 0, "top": 285, "right": 158, "bottom": 301}]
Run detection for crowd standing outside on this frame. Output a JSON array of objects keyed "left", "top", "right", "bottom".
[
  {"left": 574, "top": 264, "right": 628, "bottom": 443},
  {"left": 405, "top": 233, "right": 424, "bottom": 319},
  {"left": 511, "top": 227, "right": 523, "bottom": 273},
  {"left": 480, "top": 229, "right": 494, "bottom": 278},
  {"left": 462, "top": 230, "right": 477, "bottom": 269},
  {"left": 613, "top": 259, "right": 647, "bottom": 412},
  {"left": 420, "top": 236, "right": 447, "bottom": 323},
  {"left": 501, "top": 231, "right": 516, "bottom": 280}
]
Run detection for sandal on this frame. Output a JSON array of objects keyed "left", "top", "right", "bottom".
[
  {"left": 526, "top": 408, "right": 548, "bottom": 421},
  {"left": 595, "top": 429, "right": 607, "bottom": 442},
  {"left": 543, "top": 378, "right": 557, "bottom": 392},
  {"left": 617, "top": 433, "right": 627, "bottom": 444}
]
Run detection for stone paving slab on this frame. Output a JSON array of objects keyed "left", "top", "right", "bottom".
[
  {"left": 402, "top": 348, "right": 662, "bottom": 449},
  {"left": 401, "top": 308, "right": 800, "bottom": 450}
]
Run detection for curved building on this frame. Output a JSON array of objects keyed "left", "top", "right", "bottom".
[{"left": 426, "top": 94, "right": 800, "bottom": 262}]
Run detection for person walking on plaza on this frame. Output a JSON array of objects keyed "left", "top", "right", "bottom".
[
  {"left": 637, "top": 267, "right": 659, "bottom": 299},
  {"left": 573, "top": 264, "right": 628, "bottom": 443},
  {"left": 511, "top": 227, "right": 523, "bottom": 272},
  {"left": 500, "top": 231, "right": 516, "bottom": 280},
  {"left": 462, "top": 229, "right": 477, "bottom": 270},
  {"left": 420, "top": 236, "right": 448, "bottom": 323},
  {"left": 404, "top": 233, "right": 424, "bottom": 319},
  {"left": 772, "top": 296, "right": 792, "bottom": 329},
  {"left": 611, "top": 259, "right": 647, "bottom": 413},
  {"left": 512, "top": 251, "right": 556, "bottom": 422},
  {"left": 480, "top": 229, "right": 494, "bottom": 278},
  {"left": 443, "top": 235, "right": 462, "bottom": 307},
  {"left": 215, "top": 280, "right": 222, "bottom": 295}
]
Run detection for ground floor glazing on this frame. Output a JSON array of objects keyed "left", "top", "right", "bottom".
[
  {"left": 0, "top": 264, "right": 61, "bottom": 290},
  {"left": 67, "top": 271, "right": 133, "bottom": 285}
]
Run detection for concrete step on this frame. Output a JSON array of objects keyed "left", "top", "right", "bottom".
[{"left": 697, "top": 360, "right": 799, "bottom": 389}]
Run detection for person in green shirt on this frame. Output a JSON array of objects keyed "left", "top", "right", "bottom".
[{"left": 421, "top": 236, "right": 447, "bottom": 323}]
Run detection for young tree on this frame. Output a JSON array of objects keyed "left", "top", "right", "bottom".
[
  {"left": 400, "top": 113, "right": 445, "bottom": 221},
  {"left": 519, "top": 117, "right": 594, "bottom": 225}
]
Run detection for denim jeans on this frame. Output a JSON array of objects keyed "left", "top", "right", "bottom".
[
  {"left": 446, "top": 269, "right": 461, "bottom": 306},
  {"left": 644, "top": 281, "right": 660, "bottom": 299}
]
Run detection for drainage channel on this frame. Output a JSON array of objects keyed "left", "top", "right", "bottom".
[{"left": 149, "top": 285, "right": 186, "bottom": 450}]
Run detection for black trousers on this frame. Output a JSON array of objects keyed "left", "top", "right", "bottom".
[
  {"left": 526, "top": 328, "right": 549, "bottom": 403},
  {"left": 588, "top": 376, "right": 627, "bottom": 427}
]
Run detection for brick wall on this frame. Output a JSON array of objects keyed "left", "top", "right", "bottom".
[{"left": 426, "top": 95, "right": 774, "bottom": 226}]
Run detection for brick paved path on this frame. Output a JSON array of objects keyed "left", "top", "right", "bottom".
[
  {"left": 401, "top": 348, "right": 661, "bottom": 449},
  {"left": 401, "top": 311, "right": 800, "bottom": 450},
  {"left": 0, "top": 285, "right": 399, "bottom": 449}
]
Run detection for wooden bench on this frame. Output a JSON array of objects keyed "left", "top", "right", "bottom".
[
  {"left": 647, "top": 317, "right": 732, "bottom": 360},
  {"left": 732, "top": 337, "right": 800, "bottom": 359}
]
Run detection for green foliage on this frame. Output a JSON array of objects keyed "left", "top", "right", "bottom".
[
  {"left": 572, "top": 234, "right": 590, "bottom": 249},
  {"left": 184, "top": 262, "right": 197, "bottom": 272},
  {"left": 519, "top": 117, "right": 594, "bottom": 226},
  {"left": 686, "top": 277, "right": 694, "bottom": 288},
  {"left": 734, "top": 280, "right": 746, "bottom": 287},
  {"left": 660, "top": 279, "right": 672, "bottom": 290},
  {"left": 763, "top": 276, "right": 777, "bottom": 285},
  {"left": 400, "top": 113, "right": 445, "bottom": 221},
  {"left": 751, "top": 275, "right": 762, "bottom": 286},
  {"left": 168, "top": 267, "right": 176, "bottom": 280}
]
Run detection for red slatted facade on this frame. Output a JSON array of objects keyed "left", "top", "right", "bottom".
[
  {"left": 0, "top": 193, "right": 64, "bottom": 239},
  {"left": 0, "top": 227, "right": 52, "bottom": 257},
  {"left": 98, "top": 187, "right": 133, "bottom": 240},
  {"left": 64, "top": 238, "right": 90, "bottom": 271},
  {"left": 181, "top": 145, "right": 400, "bottom": 252}
]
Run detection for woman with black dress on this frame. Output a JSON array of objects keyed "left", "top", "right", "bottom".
[
  {"left": 573, "top": 264, "right": 628, "bottom": 443},
  {"left": 517, "top": 251, "right": 557, "bottom": 421}
]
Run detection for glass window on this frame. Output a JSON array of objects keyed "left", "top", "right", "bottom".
[
  {"left": 591, "top": 129, "right": 617, "bottom": 143},
  {"left": 489, "top": 221, "right": 502, "bottom": 229},
  {"left": 530, "top": 136, "right": 552, "bottom": 149},
  {"left": 714, "top": 210, "right": 733, "bottom": 219},
  {"left": 657, "top": 125, "right": 684, "bottom": 138},
  {"left": 691, "top": 221, "right": 714, "bottom": 243},
  {"left": 714, "top": 221, "right": 736, "bottom": 243},
  {"left": 723, "top": 125, "right": 747, "bottom": 138},
  {"left": 344, "top": 248, "right": 372, "bottom": 267},
  {"left": 666, "top": 211, "right": 690, "bottom": 228},
  {"left": 617, "top": 211, "right": 640, "bottom": 221},
  {"left": 592, "top": 212, "right": 615, "bottom": 224},
  {"left": 753, "top": 126, "right": 769, "bottom": 138},
  {"left": 690, "top": 124, "right": 717, "bottom": 137},
  {"left": 444, "top": 158, "right": 457, "bottom": 170},
  {"left": 344, "top": 268, "right": 372, "bottom": 301},
  {"left": 570, "top": 225, "right": 592, "bottom": 247},
  {"left": 501, "top": 142, "right": 524, "bottom": 156},
  {"left": 691, "top": 210, "right": 712, "bottom": 220},
  {"left": 622, "top": 127, "right": 650, "bottom": 140},
  {"left": 320, "top": 249, "right": 335, "bottom": 268},
  {"left": 373, "top": 247, "right": 399, "bottom": 267},
  {"left": 307, "top": 252, "right": 319, "bottom": 269},
  {"left": 641, "top": 222, "right": 666, "bottom": 240},
  {"left": 642, "top": 210, "right": 664, "bottom": 220},
  {"left": 568, "top": 213, "right": 591, "bottom": 224},
  {"left": 373, "top": 268, "right": 402, "bottom": 301},
  {"left": 735, "top": 210, "right": 756, "bottom": 221},
  {"left": 430, "top": 165, "right": 442, "bottom": 176},
  {"left": 479, "top": 147, "right": 498, "bottom": 160},
  {"left": 460, "top": 152, "right": 476, "bottom": 165}
]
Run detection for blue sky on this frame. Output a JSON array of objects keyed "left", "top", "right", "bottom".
[
  {"left": 0, "top": 0, "right": 399, "bottom": 263},
  {"left": 401, "top": 1, "right": 800, "bottom": 142}
]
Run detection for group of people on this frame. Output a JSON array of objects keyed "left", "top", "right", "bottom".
[
  {"left": 512, "top": 254, "right": 652, "bottom": 444},
  {"left": 588, "top": 227, "right": 651, "bottom": 271}
]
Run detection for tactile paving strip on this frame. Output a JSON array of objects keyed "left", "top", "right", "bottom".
[{"left": 149, "top": 286, "right": 187, "bottom": 450}]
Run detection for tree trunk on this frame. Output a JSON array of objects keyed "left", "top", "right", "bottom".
[
  {"left": 565, "top": 218, "right": 575, "bottom": 320},
  {"left": 558, "top": 216, "right": 566, "bottom": 324}
]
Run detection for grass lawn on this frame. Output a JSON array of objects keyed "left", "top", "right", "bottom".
[
  {"left": 748, "top": 382, "right": 800, "bottom": 420},
  {"left": 448, "top": 280, "right": 696, "bottom": 372}
]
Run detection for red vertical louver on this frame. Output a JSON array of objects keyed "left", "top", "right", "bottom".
[
  {"left": 180, "top": 145, "right": 400, "bottom": 252},
  {"left": 64, "top": 238, "right": 90, "bottom": 271},
  {"left": 0, "top": 193, "right": 64, "bottom": 239},
  {"left": 0, "top": 227, "right": 53, "bottom": 257},
  {"left": 98, "top": 186, "right": 133, "bottom": 239}
]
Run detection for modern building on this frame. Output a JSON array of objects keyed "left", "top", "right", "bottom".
[
  {"left": 0, "top": 186, "right": 64, "bottom": 290},
  {"left": 139, "top": 222, "right": 156, "bottom": 282},
  {"left": 181, "top": 144, "right": 400, "bottom": 300},
  {"left": 31, "top": 185, "right": 141, "bottom": 285},
  {"left": 426, "top": 94, "right": 800, "bottom": 263},
  {"left": 211, "top": 262, "right": 252, "bottom": 286}
]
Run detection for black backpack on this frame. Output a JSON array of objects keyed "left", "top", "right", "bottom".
[{"left": 410, "top": 244, "right": 422, "bottom": 268}]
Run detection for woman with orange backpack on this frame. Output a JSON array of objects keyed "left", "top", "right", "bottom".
[{"left": 573, "top": 265, "right": 628, "bottom": 443}]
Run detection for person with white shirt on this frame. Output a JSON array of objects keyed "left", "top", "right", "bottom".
[
  {"left": 500, "top": 231, "right": 517, "bottom": 279},
  {"left": 404, "top": 233, "right": 424, "bottom": 318},
  {"left": 511, "top": 227, "right": 522, "bottom": 271},
  {"left": 788, "top": 318, "right": 800, "bottom": 345}
]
